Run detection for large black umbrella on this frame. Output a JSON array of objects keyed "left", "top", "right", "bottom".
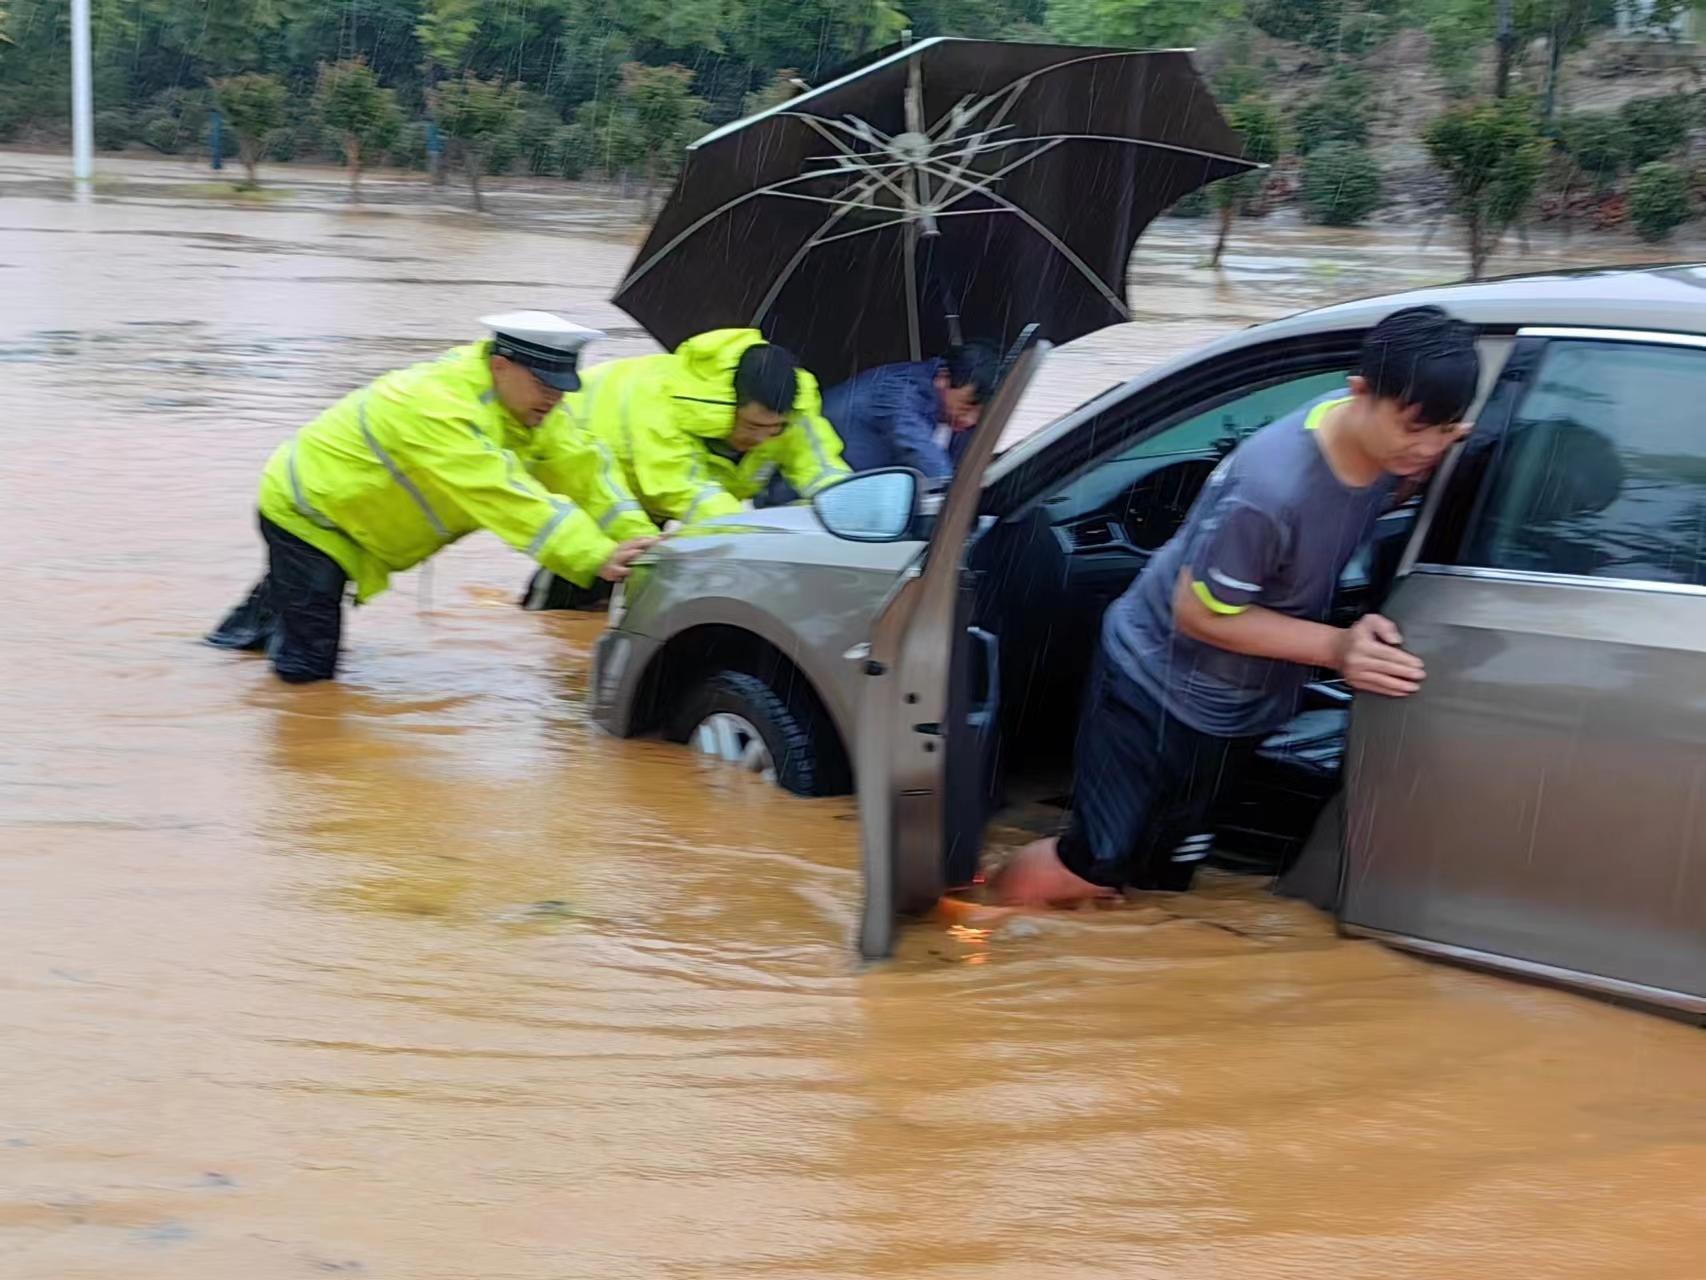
[{"left": 612, "top": 38, "right": 1256, "bottom": 386}]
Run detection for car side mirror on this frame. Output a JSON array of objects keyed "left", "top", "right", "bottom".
[{"left": 812, "top": 468, "right": 922, "bottom": 543}]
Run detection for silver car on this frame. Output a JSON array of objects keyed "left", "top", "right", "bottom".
[{"left": 592, "top": 265, "right": 1706, "bottom": 1018}]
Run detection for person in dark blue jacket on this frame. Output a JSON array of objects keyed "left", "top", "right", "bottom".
[{"left": 758, "top": 342, "right": 1001, "bottom": 506}]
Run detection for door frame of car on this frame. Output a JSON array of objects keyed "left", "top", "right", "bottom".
[{"left": 854, "top": 342, "right": 1050, "bottom": 959}]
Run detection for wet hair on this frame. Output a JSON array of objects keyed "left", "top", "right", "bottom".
[
  {"left": 942, "top": 341, "right": 1001, "bottom": 403},
  {"left": 734, "top": 344, "right": 800, "bottom": 417},
  {"left": 1359, "top": 305, "right": 1480, "bottom": 425}
]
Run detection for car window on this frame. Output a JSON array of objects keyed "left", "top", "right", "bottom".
[
  {"left": 1465, "top": 339, "right": 1706, "bottom": 585},
  {"left": 1114, "top": 369, "right": 1351, "bottom": 460}
]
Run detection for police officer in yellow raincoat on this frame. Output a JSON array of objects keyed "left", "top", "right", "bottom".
[
  {"left": 521, "top": 329, "right": 848, "bottom": 609},
  {"left": 207, "top": 312, "right": 657, "bottom": 682}
]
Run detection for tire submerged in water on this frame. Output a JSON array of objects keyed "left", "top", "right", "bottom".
[{"left": 669, "top": 670, "right": 843, "bottom": 797}]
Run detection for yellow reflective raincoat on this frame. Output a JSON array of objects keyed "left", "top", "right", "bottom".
[
  {"left": 257, "top": 342, "right": 615, "bottom": 603},
  {"left": 530, "top": 329, "right": 849, "bottom": 540}
]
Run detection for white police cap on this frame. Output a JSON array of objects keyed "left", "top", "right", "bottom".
[{"left": 481, "top": 310, "right": 605, "bottom": 392}]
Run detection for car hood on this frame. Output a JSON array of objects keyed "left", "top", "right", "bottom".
[{"left": 650, "top": 503, "right": 923, "bottom": 573}]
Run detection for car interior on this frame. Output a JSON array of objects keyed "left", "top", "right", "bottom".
[{"left": 952, "top": 362, "right": 1425, "bottom": 880}]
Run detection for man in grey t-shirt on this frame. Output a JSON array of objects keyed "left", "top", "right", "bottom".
[{"left": 994, "top": 306, "right": 1480, "bottom": 906}]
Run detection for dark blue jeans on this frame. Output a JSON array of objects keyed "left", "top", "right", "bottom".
[{"left": 206, "top": 514, "right": 348, "bottom": 683}]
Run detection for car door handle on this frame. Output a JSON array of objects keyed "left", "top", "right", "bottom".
[{"left": 968, "top": 627, "right": 1000, "bottom": 729}]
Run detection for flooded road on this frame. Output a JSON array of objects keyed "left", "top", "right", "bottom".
[{"left": 3, "top": 150, "right": 1704, "bottom": 1279}]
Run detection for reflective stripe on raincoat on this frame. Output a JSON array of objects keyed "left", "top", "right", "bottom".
[
  {"left": 257, "top": 342, "right": 615, "bottom": 603},
  {"left": 529, "top": 329, "right": 849, "bottom": 538}
]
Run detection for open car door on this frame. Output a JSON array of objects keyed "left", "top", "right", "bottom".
[{"left": 855, "top": 341, "right": 1048, "bottom": 960}]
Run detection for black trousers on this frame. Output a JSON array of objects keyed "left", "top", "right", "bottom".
[
  {"left": 1057, "top": 649, "right": 1260, "bottom": 892},
  {"left": 206, "top": 514, "right": 349, "bottom": 683}
]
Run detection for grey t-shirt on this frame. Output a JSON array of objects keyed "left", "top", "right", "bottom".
[{"left": 1104, "top": 394, "right": 1394, "bottom": 738}]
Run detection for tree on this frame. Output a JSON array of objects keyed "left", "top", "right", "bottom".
[
  {"left": 1638, "top": 0, "right": 1706, "bottom": 36},
  {"left": 1537, "top": 0, "right": 1596, "bottom": 129},
  {"left": 1425, "top": 98, "right": 1548, "bottom": 279},
  {"left": 1495, "top": 0, "right": 1517, "bottom": 96},
  {"left": 414, "top": 0, "right": 482, "bottom": 74},
  {"left": 1630, "top": 161, "right": 1690, "bottom": 242},
  {"left": 611, "top": 63, "right": 706, "bottom": 211},
  {"left": 728, "top": 0, "right": 906, "bottom": 82},
  {"left": 432, "top": 74, "right": 525, "bottom": 211},
  {"left": 744, "top": 68, "right": 803, "bottom": 118},
  {"left": 1427, "top": 0, "right": 1620, "bottom": 102},
  {"left": 1249, "top": 0, "right": 1346, "bottom": 47},
  {"left": 1045, "top": 0, "right": 1238, "bottom": 48},
  {"left": 314, "top": 59, "right": 402, "bottom": 200},
  {"left": 1248, "top": 0, "right": 1402, "bottom": 53},
  {"left": 906, "top": 0, "right": 1041, "bottom": 40},
  {"left": 1301, "top": 143, "right": 1384, "bottom": 226},
  {"left": 1426, "top": 0, "right": 1493, "bottom": 93},
  {"left": 512, "top": 93, "right": 578, "bottom": 177},
  {"left": 572, "top": 96, "right": 643, "bottom": 187},
  {"left": 1209, "top": 99, "right": 1283, "bottom": 267},
  {"left": 212, "top": 73, "right": 287, "bottom": 189}
]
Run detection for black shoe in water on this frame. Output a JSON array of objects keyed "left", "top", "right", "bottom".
[{"left": 520, "top": 568, "right": 613, "bottom": 612}]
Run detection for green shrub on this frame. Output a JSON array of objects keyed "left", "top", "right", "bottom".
[
  {"left": 141, "top": 110, "right": 190, "bottom": 153},
  {"left": 1250, "top": 0, "right": 1348, "bottom": 48},
  {"left": 268, "top": 115, "right": 324, "bottom": 164},
  {"left": 93, "top": 108, "right": 132, "bottom": 150},
  {"left": 559, "top": 120, "right": 599, "bottom": 180},
  {"left": 1619, "top": 94, "right": 1692, "bottom": 169},
  {"left": 1213, "top": 62, "right": 1263, "bottom": 106},
  {"left": 1167, "top": 187, "right": 1211, "bottom": 218},
  {"left": 0, "top": 87, "right": 25, "bottom": 142},
  {"left": 1292, "top": 75, "right": 1370, "bottom": 156},
  {"left": 1338, "top": 10, "right": 1389, "bottom": 56},
  {"left": 1301, "top": 142, "right": 1384, "bottom": 226},
  {"left": 1215, "top": 98, "right": 1284, "bottom": 214},
  {"left": 1227, "top": 98, "right": 1284, "bottom": 167},
  {"left": 140, "top": 118, "right": 177, "bottom": 152},
  {"left": 1630, "top": 161, "right": 1690, "bottom": 242},
  {"left": 138, "top": 87, "right": 213, "bottom": 156},
  {"left": 513, "top": 103, "right": 570, "bottom": 176},
  {"left": 389, "top": 121, "right": 431, "bottom": 171},
  {"left": 484, "top": 122, "right": 522, "bottom": 175},
  {"left": 1561, "top": 110, "right": 1630, "bottom": 191}
]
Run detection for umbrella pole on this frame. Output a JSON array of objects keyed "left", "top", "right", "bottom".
[
  {"left": 904, "top": 225, "right": 923, "bottom": 363},
  {"left": 902, "top": 34, "right": 937, "bottom": 363}
]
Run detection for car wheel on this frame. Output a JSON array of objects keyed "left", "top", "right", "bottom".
[{"left": 672, "top": 671, "right": 833, "bottom": 797}]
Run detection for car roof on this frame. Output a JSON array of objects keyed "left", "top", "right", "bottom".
[
  {"left": 1257, "top": 261, "right": 1706, "bottom": 341},
  {"left": 991, "top": 263, "right": 1706, "bottom": 480}
]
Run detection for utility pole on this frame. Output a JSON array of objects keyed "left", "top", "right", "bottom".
[{"left": 70, "top": 0, "right": 94, "bottom": 186}]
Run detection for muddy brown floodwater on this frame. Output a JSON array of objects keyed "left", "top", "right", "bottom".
[{"left": 2, "top": 151, "right": 1704, "bottom": 1279}]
